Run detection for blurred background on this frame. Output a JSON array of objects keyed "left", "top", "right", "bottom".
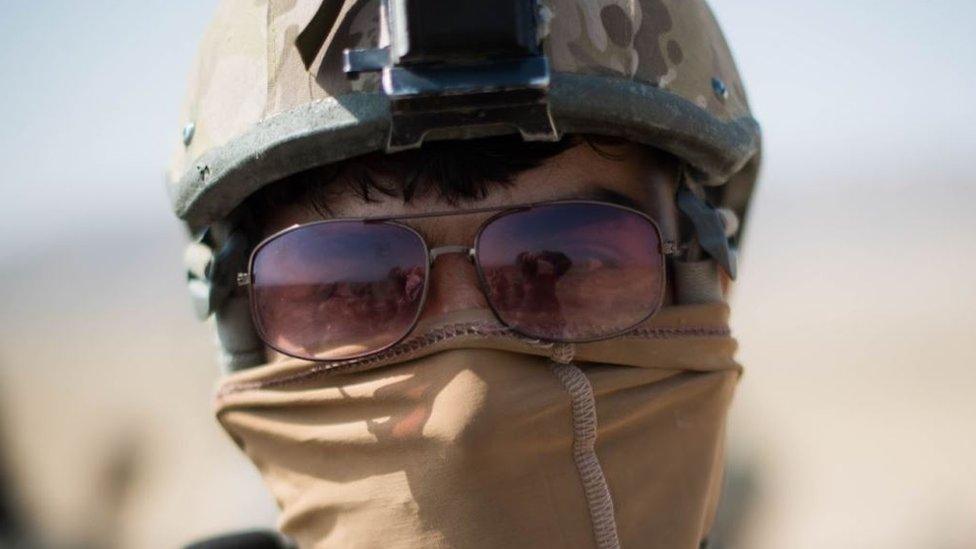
[{"left": 0, "top": 1, "right": 973, "bottom": 548}]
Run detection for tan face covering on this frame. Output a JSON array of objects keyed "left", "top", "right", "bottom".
[{"left": 215, "top": 304, "right": 740, "bottom": 549}]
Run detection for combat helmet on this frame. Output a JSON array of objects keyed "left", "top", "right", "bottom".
[{"left": 170, "top": 0, "right": 762, "bottom": 370}]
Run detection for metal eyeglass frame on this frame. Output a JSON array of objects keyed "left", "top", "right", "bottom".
[{"left": 237, "top": 199, "right": 679, "bottom": 362}]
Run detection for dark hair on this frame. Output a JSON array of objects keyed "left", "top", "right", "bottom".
[{"left": 244, "top": 133, "right": 645, "bottom": 234}]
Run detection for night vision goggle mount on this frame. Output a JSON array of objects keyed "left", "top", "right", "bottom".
[{"left": 341, "top": 0, "right": 559, "bottom": 151}]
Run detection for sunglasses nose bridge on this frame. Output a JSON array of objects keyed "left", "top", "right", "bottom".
[{"left": 428, "top": 245, "right": 475, "bottom": 265}]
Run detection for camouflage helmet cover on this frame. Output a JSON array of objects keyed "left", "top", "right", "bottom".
[{"left": 169, "top": 0, "right": 761, "bottom": 232}]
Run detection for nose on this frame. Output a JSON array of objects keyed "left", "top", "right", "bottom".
[{"left": 418, "top": 248, "right": 489, "bottom": 320}]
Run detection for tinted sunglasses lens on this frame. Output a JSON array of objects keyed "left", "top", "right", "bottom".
[
  {"left": 477, "top": 203, "right": 664, "bottom": 341},
  {"left": 251, "top": 222, "right": 427, "bottom": 360}
]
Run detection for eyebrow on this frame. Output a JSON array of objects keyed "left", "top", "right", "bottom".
[
  {"left": 558, "top": 186, "right": 645, "bottom": 212},
  {"left": 301, "top": 185, "right": 649, "bottom": 232}
]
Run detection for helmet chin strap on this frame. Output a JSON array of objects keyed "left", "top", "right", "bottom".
[
  {"left": 185, "top": 222, "right": 265, "bottom": 372},
  {"left": 676, "top": 166, "right": 738, "bottom": 280},
  {"left": 663, "top": 163, "right": 739, "bottom": 306}
]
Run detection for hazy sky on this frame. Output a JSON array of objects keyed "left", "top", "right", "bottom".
[
  {"left": 0, "top": 1, "right": 973, "bottom": 259},
  {"left": 0, "top": 1, "right": 220, "bottom": 259},
  {"left": 712, "top": 0, "right": 976, "bottom": 174}
]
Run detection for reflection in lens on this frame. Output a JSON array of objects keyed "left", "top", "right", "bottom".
[
  {"left": 477, "top": 203, "right": 663, "bottom": 341},
  {"left": 251, "top": 222, "right": 427, "bottom": 360}
]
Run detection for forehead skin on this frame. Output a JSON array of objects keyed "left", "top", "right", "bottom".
[{"left": 261, "top": 141, "right": 679, "bottom": 242}]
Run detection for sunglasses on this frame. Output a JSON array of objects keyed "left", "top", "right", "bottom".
[{"left": 238, "top": 200, "right": 676, "bottom": 361}]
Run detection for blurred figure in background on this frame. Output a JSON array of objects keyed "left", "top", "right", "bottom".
[{"left": 1, "top": 419, "right": 29, "bottom": 547}]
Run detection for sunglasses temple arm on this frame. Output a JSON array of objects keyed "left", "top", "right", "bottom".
[{"left": 661, "top": 240, "right": 684, "bottom": 256}]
